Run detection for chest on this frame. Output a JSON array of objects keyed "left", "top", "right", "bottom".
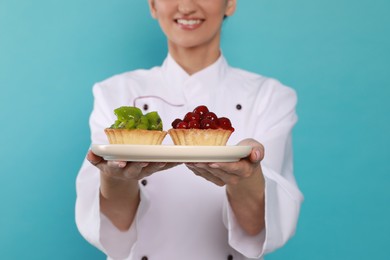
[{"left": 126, "top": 82, "right": 260, "bottom": 144}]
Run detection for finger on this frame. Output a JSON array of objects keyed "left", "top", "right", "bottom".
[
  {"left": 87, "top": 150, "right": 104, "bottom": 166},
  {"left": 139, "top": 162, "right": 167, "bottom": 177},
  {"left": 248, "top": 147, "right": 264, "bottom": 164},
  {"left": 194, "top": 163, "right": 242, "bottom": 184},
  {"left": 123, "top": 162, "right": 149, "bottom": 179},
  {"left": 160, "top": 162, "right": 183, "bottom": 171},
  {"left": 236, "top": 138, "right": 264, "bottom": 163},
  {"left": 107, "top": 160, "right": 127, "bottom": 168},
  {"left": 187, "top": 164, "right": 225, "bottom": 186},
  {"left": 188, "top": 163, "right": 232, "bottom": 176},
  {"left": 141, "top": 162, "right": 182, "bottom": 176},
  {"left": 207, "top": 162, "right": 243, "bottom": 176},
  {"left": 99, "top": 160, "right": 130, "bottom": 180},
  {"left": 207, "top": 158, "right": 260, "bottom": 180},
  {"left": 202, "top": 173, "right": 225, "bottom": 186},
  {"left": 196, "top": 171, "right": 225, "bottom": 186}
]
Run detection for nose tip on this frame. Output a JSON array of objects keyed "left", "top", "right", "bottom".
[{"left": 178, "top": 0, "right": 197, "bottom": 14}]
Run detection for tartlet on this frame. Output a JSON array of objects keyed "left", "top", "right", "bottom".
[
  {"left": 168, "top": 105, "right": 234, "bottom": 146},
  {"left": 104, "top": 106, "right": 167, "bottom": 145}
]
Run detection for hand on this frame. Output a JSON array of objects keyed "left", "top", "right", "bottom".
[
  {"left": 185, "top": 138, "right": 264, "bottom": 187},
  {"left": 186, "top": 138, "right": 266, "bottom": 235},
  {"left": 86, "top": 150, "right": 180, "bottom": 182},
  {"left": 86, "top": 149, "right": 181, "bottom": 231}
]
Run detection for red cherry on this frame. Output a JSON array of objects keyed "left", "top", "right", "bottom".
[
  {"left": 172, "top": 118, "right": 182, "bottom": 128},
  {"left": 218, "top": 117, "right": 232, "bottom": 130},
  {"left": 200, "top": 119, "right": 218, "bottom": 129},
  {"left": 203, "top": 112, "right": 218, "bottom": 122},
  {"left": 184, "top": 112, "right": 200, "bottom": 123},
  {"left": 188, "top": 120, "right": 200, "bottom": 129},
  {"left": 176, "top": 121, "right": 188, "bottom": 129},
  {"left": 193, "top": 105, "right": 209, "bottom": 119}
]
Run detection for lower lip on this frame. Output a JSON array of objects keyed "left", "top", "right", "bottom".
[{"left": 176, "top": 21, "right": 203, "bottom": 30}]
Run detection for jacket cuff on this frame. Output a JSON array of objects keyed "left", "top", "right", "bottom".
[
  {"left": 98, "top": 184, "right": 151, "bottom": 259},
  {"left": 223, "top": 166, "right": 303, "bottom": 258},
  {"left": 223, "top": 187, "right": 266, "bottom": 259}
]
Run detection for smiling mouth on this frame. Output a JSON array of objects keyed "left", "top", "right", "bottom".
[{"left": 175, "top": 19, "right": 203, "bottom": 27}]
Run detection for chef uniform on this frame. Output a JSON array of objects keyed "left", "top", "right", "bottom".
[{"left": 76, "top": 54, "right": 303, "bottom": 260}]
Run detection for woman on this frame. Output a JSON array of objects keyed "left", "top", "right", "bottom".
[{"left": 76, "top": 0, "right": 303, "bottom": 259}]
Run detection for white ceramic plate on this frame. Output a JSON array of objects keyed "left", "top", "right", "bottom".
[{"left": 91, "top": 144, "right": 252, "bottom": 162}]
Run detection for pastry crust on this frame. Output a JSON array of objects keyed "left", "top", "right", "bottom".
[
  {"left": 104, "top": 129, "right": 167, "bottom": 145},
  {"left": 168, "top": 129, "right": 232, "bottom": 146}
]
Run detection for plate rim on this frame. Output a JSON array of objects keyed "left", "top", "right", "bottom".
[{"left": 90, "top": 144, "right": 251, "bottom": 162}]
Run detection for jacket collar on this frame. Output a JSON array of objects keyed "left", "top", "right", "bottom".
[{"left": 161, "top": 52, "right": 228, "bottom": 92}]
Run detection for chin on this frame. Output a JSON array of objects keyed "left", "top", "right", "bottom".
[{"left": 171, "top": 38, "right": 217, "bottom": 50}]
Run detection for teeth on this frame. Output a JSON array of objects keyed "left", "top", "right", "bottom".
[{"left": 177, "top": 19, "right": 201, "bottom": 25}]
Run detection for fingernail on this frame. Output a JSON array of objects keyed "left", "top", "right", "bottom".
[
  {"left": 140, "top": 162, "right": 149, "bottom": 168},
  {"left": 108, "top": 161, "right": 126, "bottom": 168},
  {"left": 255, "top": 150, "right": 261, "bottom": 161},
  {"left": 209, "top": 163, "right": 219, "bottom": 169},
  {"left": 117, "top": 161, "right": 127, "bottom": 168},
  {"left": 157, "top": 163, "right": 166, "bottom": 168}
]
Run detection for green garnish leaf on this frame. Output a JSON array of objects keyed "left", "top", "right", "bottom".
[
  {"left": 109, "top": 106, "right": 163, "bottom": 131},
  {"left": 145, "top": 111, "right": 163, "bottom": 131}
]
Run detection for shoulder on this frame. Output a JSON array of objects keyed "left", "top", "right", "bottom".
[
  {"left": 94, "top": 66, "right": 162, "bottom": 91},
  {"left": 226, "top": 65, "right": 296, "bottom": 99},
  {"left": 89, "top": 66, "right": 163, "bottom": 107}
]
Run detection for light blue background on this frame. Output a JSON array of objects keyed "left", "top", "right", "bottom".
[{"left": 1, "top": 0, "right": 389, "bottom": 259}]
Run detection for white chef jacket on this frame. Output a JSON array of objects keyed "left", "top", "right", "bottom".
[{"left": 75, "top": 54, "right": 303, "bottom": 260}]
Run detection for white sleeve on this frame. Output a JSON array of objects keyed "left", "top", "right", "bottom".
[
  {"left": 75, "top": 83, "right": 151, "bottom": 259},
  {"left": 223, "top": 81, "right": 304, "bottom": 258}
]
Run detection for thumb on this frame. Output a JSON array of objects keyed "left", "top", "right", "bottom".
[
  {"left": 249, "top": 147, "right": 264, "bottom": 164},
  {"left": 237, "top": 138, "right": 264, "bottom": 163}
]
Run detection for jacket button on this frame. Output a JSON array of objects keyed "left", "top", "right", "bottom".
[
  {"left": 141, "top": 256, "right": 148, "bottom": 260},
  {"left": 227, "top": 254, "right": 233, "bottom": 260},
  {"left": 143, "top": 104, "right": 149, "bottom": 111},
  {"left": 236, "top": 104, "right": 242, "bottom": 110},
  {"left": 141, "top": 179, "right": 147, "bottom": 186}
]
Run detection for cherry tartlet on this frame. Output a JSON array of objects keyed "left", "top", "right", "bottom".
[{"left": 168, "top": 105, "right": 234, "bottom": 146}]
